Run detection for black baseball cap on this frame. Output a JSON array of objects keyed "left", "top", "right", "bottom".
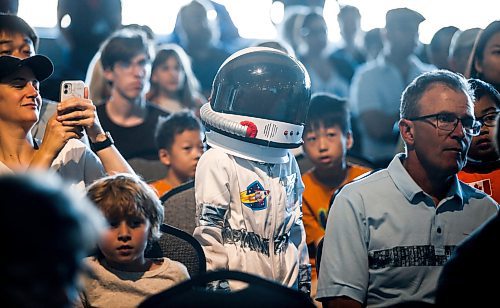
[{"left": 0, "top": 55, "right": 53, "bottom": 82}]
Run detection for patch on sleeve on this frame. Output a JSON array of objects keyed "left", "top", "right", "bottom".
[{"left": 240, "top": 180, "right": 269, "bottom": 211}]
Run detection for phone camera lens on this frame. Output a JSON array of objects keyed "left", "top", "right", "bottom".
[
  {"left": 64, "top": 84, "right": 69, "bottom": 88},
  {"left": 64, "top": 90, "right": 68, "bottom": 94}
]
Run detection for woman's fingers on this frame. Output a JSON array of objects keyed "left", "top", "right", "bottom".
[{"left": 56, "top": 97, "right": 96, "bottom": 127}]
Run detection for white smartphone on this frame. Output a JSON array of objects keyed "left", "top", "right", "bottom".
[{"left": 60, "top": 80, "right": 85, "bottom": 101}]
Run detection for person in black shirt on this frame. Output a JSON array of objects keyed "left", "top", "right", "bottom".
[{"left": 97, "top": 28, "right": 168, "bottom": 160}]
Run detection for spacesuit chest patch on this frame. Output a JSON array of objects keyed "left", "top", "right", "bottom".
[{"left": 240, "top": 180, "right": 269, "bottom": 211}]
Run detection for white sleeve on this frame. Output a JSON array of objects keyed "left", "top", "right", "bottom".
[
  {"left": 316, "top": 190, "right": 369, "bottom": 303},
  {"left": 289, "top": 157, "right": 311, "bottom": 293},
  {"left": 193, "top": 149, "right": 232, "bottom": 272}
]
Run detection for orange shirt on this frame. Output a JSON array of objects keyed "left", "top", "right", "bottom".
[
  {"left": 302, "top": 163, "right": 372, "bottom": 246},
  {"left": 458, "top": 168, "right": 500, "bottom": 204},
  {"left": 149, "top": 180, "right": 174, "bottom": 198}
]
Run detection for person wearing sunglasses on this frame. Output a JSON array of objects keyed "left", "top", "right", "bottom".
[
  {"left": 457, "top": 79, "right": 500, "bottom": 203},
  {"left": 317, "top": 70, "right": 497, "bottom": 307}
]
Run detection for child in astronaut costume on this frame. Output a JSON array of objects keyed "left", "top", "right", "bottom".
[{"left": 193, "top": 47, "right": 311, "bottom": 293}]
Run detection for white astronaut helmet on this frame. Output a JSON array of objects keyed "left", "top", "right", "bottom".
[{"left": 200, "top": 47, "right": 311, "bottom": 163}]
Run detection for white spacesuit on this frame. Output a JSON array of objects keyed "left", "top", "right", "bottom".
[{"left": 193, "top": 47, "right": 312, "bottom": 293}]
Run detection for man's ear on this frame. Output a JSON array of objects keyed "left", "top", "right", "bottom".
[
  {"left": 158, "top": 148, "right": 171, "bottom": 166},
  {"left": 399, "top": 118, "right": 415, "bottom": 148},
  {"left": 346, "top": 131, "right": 353, "bottom": 150}
]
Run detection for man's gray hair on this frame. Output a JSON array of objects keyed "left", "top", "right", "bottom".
[{"left": 400, "top": 70, "right": 474, "bottom": 119}]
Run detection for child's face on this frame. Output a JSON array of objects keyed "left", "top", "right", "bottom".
[
  {"left": 99, "top": 214, "right": 151, "bottom": 270},
  {"left": 162, "top": 129, "right": 205, "bottom": 182},
  {"left": 303, "top": 124, "right": 352, "bottom": 170},
  {"left": 151, "top": 56, "right": 185, "bottom": 93},
  {"left": 468, "top": 95, "right": 500, "bottom": 162}
]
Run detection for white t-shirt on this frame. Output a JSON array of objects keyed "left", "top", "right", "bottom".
[{"left": 0, "top": 139, "right": 105, "bottom": 193}]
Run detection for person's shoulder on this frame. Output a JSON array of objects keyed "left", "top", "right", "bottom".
[
  {"left": 301, "top": 169, "right": 314, "bottom": 182},
  {"left": 41, "top": 97, "right": 58, "bottom": 107},
  {"left": 146, "top": 102, "right": 169, "bottom": 117},
  {"left": 460, "top": 180, "right": 499, "bottom": 207},
  {"left": 341, "top": 168, "right": 388, "bottom": 194},
  {"left": 38, "top": 98, "right": 58, "bottom": 118},
  {"left": 351, "top": 59, "right": 384, "bottom": 83},
  {"left": 84, "top": 256, "right": 101, "bottom": 269},
  {"left": 161, "top": 257, "right": 190, "bottom": 278},
  {"left": 200, "top": 147, "right": 230, "bottom": 162},
  {"left": 349, "top": 163, "right": 373, "bottom": 176}
]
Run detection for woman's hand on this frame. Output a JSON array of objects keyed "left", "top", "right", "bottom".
[
  {"left": 31, "top": 111, "right": 83, "bottom": 168},
  {"left": 56, "top": 87, "right": 104, "bottom": 143}
]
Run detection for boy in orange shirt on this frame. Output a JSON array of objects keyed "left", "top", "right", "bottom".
[
  {"left": 301, "top": 93, "right": 371, "bottom": 302},
  {"left": 458, "top": 79, "right": 500, "bottom": 202},
  {"left": 150, "top": 110, "right": 205, "bottom": 197}
]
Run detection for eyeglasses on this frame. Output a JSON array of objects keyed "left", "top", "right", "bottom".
[
  {"left": 476, "top": 111, "right": 500, "bottom": 128},
  {"left": 407, "top": 112, "right": 481, "bottom": 136}
]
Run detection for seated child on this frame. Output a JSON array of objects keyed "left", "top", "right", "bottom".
[
  {"left": 301, "top": 93, "right": 372, "bottom": 301},
  {"left": 193, "top": 48, "right": 311, "bottom": 293},
  {"left": 81, "top": 174, "right": 189, "bottom": 307},
  {"left": 458, "top": 79, "right": 500, "bottom": 203},
  {"left": 150, "top": 110, "right": 205, "bottom": 197}
]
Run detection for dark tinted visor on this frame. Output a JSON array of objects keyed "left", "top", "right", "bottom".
[{"left": 211, "top": 49, "right": 311, "bottom": 125}]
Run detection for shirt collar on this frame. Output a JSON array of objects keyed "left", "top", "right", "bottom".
[{"left": 388, "top": 154, "right": 464, "bottom": 205}]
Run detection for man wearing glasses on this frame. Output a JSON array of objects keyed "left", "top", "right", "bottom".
[
  {"left": 317, "top": 70, "right": 498, "bottom": 307},
  {"left": 458, "top": 79, "right": 500, "bottom": 203}
]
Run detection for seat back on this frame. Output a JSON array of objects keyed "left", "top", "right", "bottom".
[
  {"left": 161, "top": 180, "right": 197, "bottom": 234},
  {"left": 145, "top": 223, "right": 206, "bottom": 278},
  {"left": 127, "top": 158, "right": 168, "bottom": 183},
  {"left": 139, "top": 270, "right": 315, "bottom": 308}
]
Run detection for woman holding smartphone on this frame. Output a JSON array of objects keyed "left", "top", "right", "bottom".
[{"left": 0, "top": 55, "right": 134, "bottom": 191}]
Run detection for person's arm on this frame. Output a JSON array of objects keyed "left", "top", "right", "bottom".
[
  {"left": 192, "top": 150, "right": 231, "bottom": 275},
  {"left": 56, "top": 87, "right": 134, "bottom": 175},
  {"left": 295, "top": 195, "right": 312, "bottom": 294},
  {"left": 289, "top": 159, "right": 312, "bottom": 294},
  {"left": 88, "top": 135, "right": 134, "bottom": 175},
  {"left": 316, "top": 191, "right": 369, "bottom": 305}
]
